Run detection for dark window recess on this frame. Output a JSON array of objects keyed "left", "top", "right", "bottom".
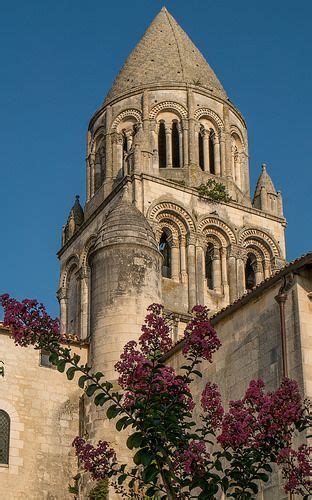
[
  {"left": 159, "top": 232, "right": 171, "bottom": 278},
  {"left": 0, "top": 410, "right": 10, "bottom": 465},
  {"left": 172, "top": 121, "right": 180, "bottom": 168},
  {"left": 209, "top": 132, "right": 215, "bottom": 174},
  {"left": 198, "top": 132, "right": 204, "bottom": 171},
  {"left": 205, "top": 244, "right": 214, "bottom": 290},
  {"left": 158, "top": 122, "right": 167, "bottom": 168},
  {"left": 245, "top": 256, "right": 256, "bottom": 291},
  {"left": 122, "top": 132, "right": 128, "bottom": 154},
  {"left": 40, "top": 350, "right": 55, "bottom": 369}
]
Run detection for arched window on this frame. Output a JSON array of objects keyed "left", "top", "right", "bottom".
[
  {"left": 159, "top": 232, "right": 171, "bottom": 278},
  {"left": 172, "top": 121, "right": 180, "bottom": 168},
  {"left": 158, "top": 121, "right": 167, "bottom": 168},
  {"left": 245, "top": 255, "right": 256, "bottom": 291},
  {"left": 198, "top": 128, "right": 204, "bottom": 171},
  {"left": 0, "top": 410, "right": 10, "bottom": 465},
  {"left": 205, "top": 243, "right": 214, "bottom": 290},
  {"left": 209, "top": 131, "right": 215, "bottom": 174}
]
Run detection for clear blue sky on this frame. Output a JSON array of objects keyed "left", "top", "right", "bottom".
[{"left": 1, "top": 0, "right": 311, "bottom": 317}]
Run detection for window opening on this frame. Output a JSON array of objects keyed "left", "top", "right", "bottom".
[
  {"left": 172, "top": 121, "right": 180, "bottom": 168},
  {"left": 245, "top": 256, "right": 256, "bottom": 291},
  {"left": 209, "top": 131, "right": 215, "bottom": 174},
  {"left": 205, "top": 243, "right": 214, "bottom": 290},
  {"left": 0, "top": 410, "right": 10, "bottom": 465},
  {"left": 158, "top": 121, "right": 167, "bottom": 168},
  {"left": 159, "top": 232, "right": 171, "bottom": 278}
]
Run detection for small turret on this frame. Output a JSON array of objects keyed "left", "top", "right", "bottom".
[
  {"left": 62, "top": 195, "right": 84, "bottom": 245},
  {"left": 253, "top": 164, "right": 283, "bottom": 217}
]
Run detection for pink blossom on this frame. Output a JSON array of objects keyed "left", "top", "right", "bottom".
[
  {"left": 277, "top": 444, "right": 312, "bottom": 495},
  {"left": 182, "top": 305, "right": 221, "bottom": 362},
  {"left": 218, "top": 378, "right": 304, "bottom": 453},
  {"left": 139, "top": 303, "right": 172, "bottom": 356},
  {"left": 174, "top": 440, "right": 210, "bottom": 476},
  {"left": 201, "top": 382, "right": 224, "bottom": 430},
  {"left": 73, "top": 437, "right": 116, "bottom": 480},
  {"left": 0, "top": 294, "right": 61, "bottom": 347}
]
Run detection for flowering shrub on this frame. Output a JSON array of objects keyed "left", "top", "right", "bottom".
[{"left": 1, "top": 293, "right": 311, "bottom": 499}]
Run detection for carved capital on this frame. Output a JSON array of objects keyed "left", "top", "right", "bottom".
[
  {"left": 57, "top": 288, "right": 68, "bottom": 302},
  {"left": 228, "top": 244, "right": 247, "bottom": 261}
]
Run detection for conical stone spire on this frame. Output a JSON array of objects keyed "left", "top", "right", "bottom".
[
  {"left": 254, "top": 164, "right": 277, "bottom": 197},
  {"left": 104, "top": 7, "right": 227, "bottom": 104}
]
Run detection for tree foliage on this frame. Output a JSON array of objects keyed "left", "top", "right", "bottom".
[{"left": 1, "top": 294, "right": 311, "bottom": 499}]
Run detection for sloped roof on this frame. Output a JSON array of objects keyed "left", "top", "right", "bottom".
[{"left": 104, "top": 7, "right": 227, "bottom": 104}]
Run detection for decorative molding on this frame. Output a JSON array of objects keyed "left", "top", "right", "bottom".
[
  {"left": 148, "top": 201, "right": 196, "bottom": 233},
  {"left": 194, "top": 108, "right": 224, "bottom": 132},
  {"left": 197, "top": 217, "right": 236, "bottom": 244},
  {"left": 60, "top": 255, "right": 79, "bottom": 289},
  {"left": 238, "top": 228, "right": 280, "bottom": 257},
  {"left": 111, "top": 109, "right": 142, "bottom": 131},
  {"left": 80, "top": 235, "right": 97, "bottom": 270},
  {"left": 149, "top": 101, "right": 188, "bottom": 120},
  {"left": 230, "top": 125, "right": 246, "bottom": 152}
]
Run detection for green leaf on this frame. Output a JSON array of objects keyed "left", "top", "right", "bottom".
[
  {"left": 49, "top": 352, "right": 59, "bottom": 364},
  {"left": 116, "top": 416, "right": 128, "bottom": 431},
  {"left": 257, "top": 472, "right": 269, "bottom": 483},
  {"left": 133, "top": 447, "right": 153, "bottom": 467},
  {"left": 78, "top": 375, "right": 88, "bottom": 389},
  {"left": 214, "top": 459, "right": 223, "bottom": 471},
  {"left": 192, "top": 369, "right": 203, "bottom": 378},
  {"left": 86, "top": 384, "right": 98, "bottom": 397},
  {"left": 57, "top": 358, "right": 67, "bottom": 373},
  {"left": 106, "top": 405, "right": 119, "bottom": 419},
  {"left": 94, "top": 371, "right": 104, "bottom": 381},
  {"left": 117, "top": 474, "right": 127, "bottom": 485},
  {"left": 66, "top": 366, "right": 77, "bottom": 380},
  {"left": 142, "top": 463, "right": 158, "bottom": 483},
  {"left": 94, "top": 393, "right": 108, "bottom": 406},
  {"left": 126, "top": 432, "right": 143, "bottom": 450},
  {"left": 249, "top": 482, "right": 259, "bottom": 494}
]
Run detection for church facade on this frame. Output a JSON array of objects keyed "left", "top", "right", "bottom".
[{"left": 0, "top": 7, "right": 311, "bottom": 499}]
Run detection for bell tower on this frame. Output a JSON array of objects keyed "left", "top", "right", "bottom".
[{"left": 58, "top": 5, "right": 286, "bottom": 356}]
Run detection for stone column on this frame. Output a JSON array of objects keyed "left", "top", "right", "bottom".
[
  {"left": 142, "top": 90, "right": 149, "bottom": 132},
  {"left": 220, "top": 132, "right": 226, "bottom": 177},
  {"left": 203, "top": 131, "right": 210, "bottom": 172},
  {"left": 171, "top": 240, "right": 180, "bottom": 281},
  {"left": 196, "top": 237, "right": 206, "bottom": 305},
  {"left": 187, "top": 89, "right": 195, "bottom": 164},
  {"left": 214, "top": 138, "right": 221, "bottom": 176},
  {"left": 187, "top": 235, "right": 197, "bottom": 310},
  {"left": 180, "top": 236, "right": 187, "bottom": 283},
  {"left": 223, "top": 105, "right": 233, "bottom": 178},
  {"left": 105, "top": 105, "right": 113, "bottom": 186},
  {"left": 228, "top": 246, "right": 238, "bottom": 302},
  {"left": 182, "top": 119, "right": 189, "bottom": 167},
  {"left": 264, "top": 259, "right": 271, "bottom": 279},
  {"left": 77, "top": 268, "right": 89, "bottom": 340},
  {"left": 221, "top": 246, "right": 229, "bottom": 300},
  {"left": 236, "top": 248, "right": 247, "bottom": 297},
  {"left": 57, "top": 288, "right": 68, "bottom": 334},
  {"left": 212, "top": 248, "right": 222, "bottom": 293},
  {"left": 165, "top": 125, "right": 172, "bottom": 168},
  {"left": 177, "top": 123, "right": 183, "bottom": 168},
  {"left": 255, "top": 261, "right": 264, "bottom": 285},
  {"left": 88, "top": 153, "right": 95, "bottom": 198}
]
